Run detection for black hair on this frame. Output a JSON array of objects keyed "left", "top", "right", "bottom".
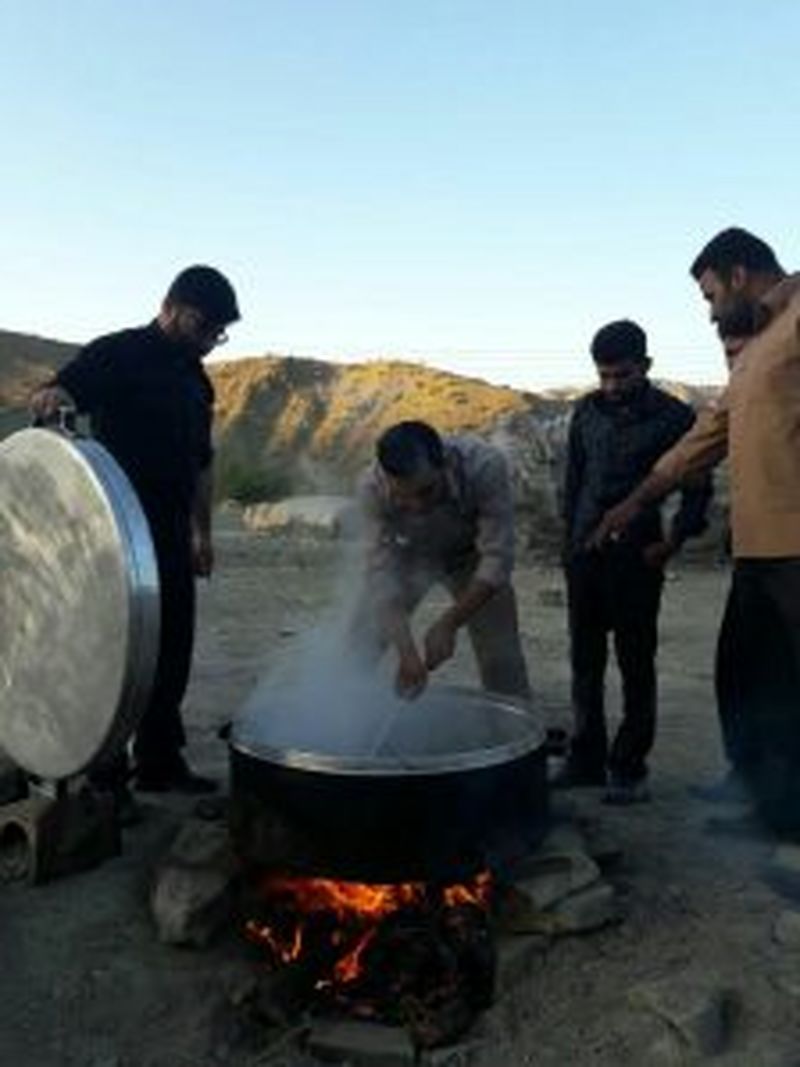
[
  {"left": 376, "top": 420, "right": 445, "bottom": 477},
  {"left": 166, "top": 265, "right": 240, "bottom": 324},
  {"left": 590, "top": 320, "right": 648, "bottom": 365},
  {"left": 690, "top": 228, "right": 783, "bottom": 282}
]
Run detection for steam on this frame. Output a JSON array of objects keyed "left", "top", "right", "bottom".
[{"left": 235, "top": 530, "right": 409, "bottom": 758}]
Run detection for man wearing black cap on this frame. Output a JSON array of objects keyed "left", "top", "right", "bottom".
[{"left": 31, "top": 266, "right": 240, "bottom": 801}]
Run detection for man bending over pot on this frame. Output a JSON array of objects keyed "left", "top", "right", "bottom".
[{"left": 351, "top": 420, "right": 532, "bottom": 703}]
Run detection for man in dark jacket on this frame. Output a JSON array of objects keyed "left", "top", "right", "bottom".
[
  {"left": 558, "top": 320, "right": 712, "bottom": 803},
  {"left": 31, "top": 265, "right": 239, "bottom": 799}
]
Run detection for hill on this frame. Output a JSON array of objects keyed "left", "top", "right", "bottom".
[{"left": 0, "top": 330, "right": 726, "bottom": 549}]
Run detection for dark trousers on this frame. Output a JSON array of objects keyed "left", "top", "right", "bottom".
[
  {"left": 566, "top": 549, "right": 664, "bottom": 781},
  {"left": 728, "top": 559, "right": 800, "bottom": 834},
  {"left": 133, "top": 500, "right": 195, "bottom": 774},
  {"left": 351, "top": 562, "right": 532, "bottom": 703},
  {"left": 91, "top": 497, "right": 195, "bottom": 788},
  {"left": 714, "top": 583, "right": 748, "bottom": 772}
]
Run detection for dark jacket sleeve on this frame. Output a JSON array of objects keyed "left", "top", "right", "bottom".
[
  {"left": 55, "top": 336, "right": 126, "bottom": 413},
  {"left": 561, "top": 405, "right": 585, "bottom": 537},
  {"left": 665, "top": 403, "right": 714, "bottom": 546}
]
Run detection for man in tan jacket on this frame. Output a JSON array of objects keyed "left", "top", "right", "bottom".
[{"left": 590, "top": 228, "right": 800, "bottom": 835}]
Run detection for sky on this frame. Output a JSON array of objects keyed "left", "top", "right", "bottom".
[{"left": 1, "top": 1, "right": 798, "bottom": 390}]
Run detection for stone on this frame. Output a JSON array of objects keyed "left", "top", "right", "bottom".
[
  {"left": 0, "top": 787, "right": 119, "bottom": 885},
  {"left": 497, "top": 880, "right": 619, "bottom": 937},
  {"left": 308, "top": 1019, "right": 417, "bottom": 1066},
  {"left": 166, "top": 818, "right": 234, "bottom": 869},
  {"left": 773, "top": 910, "right": 800, "bottom": 949},
  {"left": 242, "top": 495, "right": 358, "bottom": 539},
  {"left": 505, "top": 823, "right": 602, "bottom": 911},
  {"left": 150, "top": 863, "right": 235, "bottom": 947},
  {"left": 547, "top": 882, "right": 621, "bottom": 934},
  {"left": 629, "top": 971, "right": 740, "bottom": 1057}
]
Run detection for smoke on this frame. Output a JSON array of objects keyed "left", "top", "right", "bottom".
[{"left": 234, "top": 526, "right": 409, "bottom": 759}]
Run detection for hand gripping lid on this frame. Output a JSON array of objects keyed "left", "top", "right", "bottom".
[{"left": 0, "top": 428, "right": 160, "bottom": 780}]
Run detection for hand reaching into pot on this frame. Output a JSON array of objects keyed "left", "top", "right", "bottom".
[{"left": 395, "top": 645, "right": 428, "bottom": 700}]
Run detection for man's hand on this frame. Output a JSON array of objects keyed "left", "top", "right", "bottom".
[
  {"left": 423, "top": 616, "right": 458, "bottom": 671},
  {"left": 642, "top": 540, "right": 674, "bottom": 569},
  {"left": 586, "top": 497, "right": 642, "bottom": 549},
  {"left": 192, "top": 529, "right": 214, "bottom": 578},
  {"left": 395, "top": 646, "right": 428, "bottom": 700},
  {"left": 30, "top": 385, "right": 75, "bottom": 423}
]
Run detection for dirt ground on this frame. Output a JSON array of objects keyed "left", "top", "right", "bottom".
[{"left": 2, "top": 519, "right": 800, "bottom": 1067}]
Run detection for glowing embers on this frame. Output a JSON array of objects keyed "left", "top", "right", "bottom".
[{"left": 243, "top": 870, "right": 495, "bottom": 1047}]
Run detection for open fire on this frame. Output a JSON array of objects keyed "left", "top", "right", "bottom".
[{"left": 243, "top": 869, "right": 496, "bottom": 1047}]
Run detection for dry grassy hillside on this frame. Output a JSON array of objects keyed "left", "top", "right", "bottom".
[
  {"left": 209, "top": 355, "right": 558, "bottom": 500},
  {"left": 0, "top": 329, "right": 77, "bottom": 407},
  {"left": 0, "top": 330, "right": 725, "bottom": 549}
]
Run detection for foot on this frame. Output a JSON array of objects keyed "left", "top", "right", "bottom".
[
  {"left": 688, "top": 770, "right": 749, "bottom": 805},
  {"left": 549, "top": 760, "right": 607, "bottom": 789},
  {"left": 135, "top": 758, "right": 218, "bottom": 796},
  {"left": 604, "top": 774, "right": 650, "bottom": 806}
]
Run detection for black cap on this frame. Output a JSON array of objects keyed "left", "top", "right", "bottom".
[{"left": 166, "top": 265, "right": 240, "bottom": 324}]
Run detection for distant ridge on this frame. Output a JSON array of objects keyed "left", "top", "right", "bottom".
[{"left": 0, "top": 332, "right": 725, "bottom": 546}]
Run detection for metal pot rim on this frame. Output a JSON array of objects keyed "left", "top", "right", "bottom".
[{"left": 230, "top": 686, "right": 545, "bottom": 777}]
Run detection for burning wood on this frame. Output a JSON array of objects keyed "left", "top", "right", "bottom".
[{"left": 243, "top": 870, "right": 495, "bottom": 1047}]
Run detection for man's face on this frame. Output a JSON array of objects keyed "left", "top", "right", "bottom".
[
  {"left": 386, "top": 465, "right": 446, "bottom": 515},
  {"left": 166, "top": 302, "right": 231, "bottom": 356},
  {"left": 595, "top": 359, "right": 649, "bottom": 404},
  {"left": 696, "top": 266, "right": 753, "bottom": 325}
]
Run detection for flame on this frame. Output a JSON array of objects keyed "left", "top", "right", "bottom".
[
  {"left": 257, "top": 874, "right": 425, "bottom": 919},
  {"left": 246, "top": 870, "right": 493, "bottom": 985},
  {"left": 245, "top": 917, "right": 304, "bottom": 963},
  {"left": 443, "top": 869, "right": 492, "bottom": 908},
  {"left": 333, "top": 927, "right": 377, "bottom": 984}
]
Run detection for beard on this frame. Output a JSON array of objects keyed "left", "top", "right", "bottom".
[{"left": 715, "top": 300, "right": 761, "bottom": 341}]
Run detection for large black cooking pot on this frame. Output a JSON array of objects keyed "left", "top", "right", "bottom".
[{"left": 229, "top": 684, "right": 548, "bottom": 883}]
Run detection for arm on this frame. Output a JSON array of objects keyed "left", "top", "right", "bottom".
[
  {"left": 357, "top": 471, "right": 428, "bottom": 698},
  {"left": 35, "top": 337, "right": 122, "bottom": 416},
  {"left": 191, "top": 465, "right": 214, "bottom": 577},
  {"left": 588, "top": 395, "right": 730, "bottom": 549},
  {"left": 560, "top": 408, "right": 584, "bottom": 556},
  {"left": 668, "top": 471, "right": 714, "bottom": 548},
  {"left": 424, "top": 447, "right": 514, "bottom": 670}
]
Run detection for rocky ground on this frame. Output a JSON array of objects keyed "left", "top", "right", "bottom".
[{"left": 2, "top": 518, "right": 800, "bottom": 1067}]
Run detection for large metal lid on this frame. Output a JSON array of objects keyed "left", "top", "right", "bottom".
[{"left": 0, "top": 428, "right": 159, "bottom": 780}]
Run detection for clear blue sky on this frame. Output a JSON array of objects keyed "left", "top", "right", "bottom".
[{"left": 1, "top": 1, "right": 797, "bottom": 389}]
